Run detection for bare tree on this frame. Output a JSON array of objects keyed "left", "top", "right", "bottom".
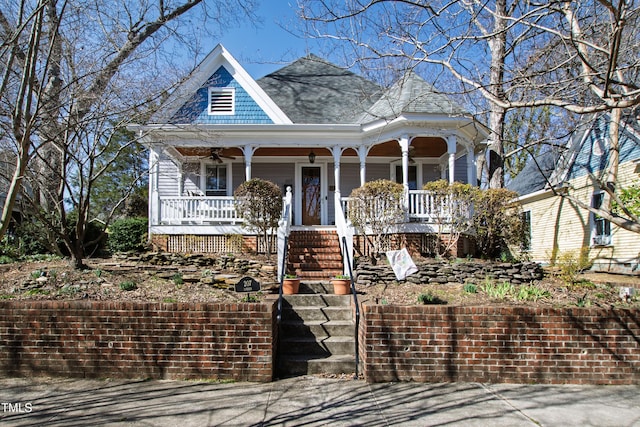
[
  {"left": 299, "top": 0, "right": 640, "bottom": 233},
  {"left": 0, "top": 0, "right": 258, "bottom": 268}
]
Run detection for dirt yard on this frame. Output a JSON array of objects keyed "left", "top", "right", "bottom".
[{"left": 0, "top": 256, "right": 638, "bottom": 309}]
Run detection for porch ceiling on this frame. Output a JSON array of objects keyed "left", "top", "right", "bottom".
[{"left": 174, "top": 136, "right": 448, "bottom": 159}]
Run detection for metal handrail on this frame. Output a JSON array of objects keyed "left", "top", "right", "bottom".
[
  {"left": 341, "top": 235, "right": 360, "bottom": 378},
  {"left": 277, "top": 236, "right": 288, "bottom": 324},
  {"left": 276, "top": 187, "right": 293, "bottom": 324}
]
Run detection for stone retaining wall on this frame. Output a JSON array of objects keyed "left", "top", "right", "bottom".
[
  {"left": 360, "top": 305, "right": 640, "bottom": 384},
  {"left": 0, "top": 300, "right": 276, "bottom": 382},
  {"left": 355, "top": 258, "right": 544, "bottom": 285}
]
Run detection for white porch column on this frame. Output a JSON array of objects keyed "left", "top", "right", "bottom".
[
  {"left": 242, "top": 145, "right": 257, "bottom": 181},
  {"left": 331, "top": 146, "right": 343, "bottom": 198},
  {"left": 357, "top": 146, "right": 368, "bottom": 186},
  {"left": 466, "top": 145, "right": 478, "bottom": 186},
  {"left": 447, "top": 135, "right": 457, "bottom": 184},
  {"left": 331, "top": 146, "right": 344, "bottom": 223},
  {"left": 398, "top": 135, "right": 411, "bottom": 211},
  {"left": 149, "top": 148, "right": 160, "bottom": 225}
]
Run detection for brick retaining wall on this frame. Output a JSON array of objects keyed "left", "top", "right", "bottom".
[
  {"left": 0, "top": 301, "right": 276, "bottom": 382},
  {"left": 361, "top": 305, "right": 640, "bottom": 385}
]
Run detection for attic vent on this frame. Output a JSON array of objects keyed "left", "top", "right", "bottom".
[{"left": 208, "top": 87, "right": 235, "bottom": 115}]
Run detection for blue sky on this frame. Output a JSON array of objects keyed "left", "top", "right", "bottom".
[{"left": 210, "top": 2, "right": 313, "bottom": 78}]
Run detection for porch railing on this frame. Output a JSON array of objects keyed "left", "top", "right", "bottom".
[
  {"left": 341, "top": 190, "right": 460, "bottom": 223},
  {"left": 158, "top": 196, "right": 242, "bottom": 224}
]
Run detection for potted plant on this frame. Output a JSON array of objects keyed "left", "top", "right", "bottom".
[
  {"left": 330, "top": 274, "right": 351, "bottom": 295},
  {"left": 282, "top": 274, "right": 300, "bottom": 295}
]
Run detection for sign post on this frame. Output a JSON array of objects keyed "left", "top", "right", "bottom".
[{"left": 235, "top": 276, "right": 261, "bottom": 302}]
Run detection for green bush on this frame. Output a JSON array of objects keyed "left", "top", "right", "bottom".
[
  {"left": 119, "top": 281, "right": 137, "bottom": 291},
  {"left": 108, "top": 217, "right": 148, "bottom": 253},
  {"left": 555, "top": 247, "right": 592, "bottom": 285},
  {"left": 472, "top": 188, "right": 526, "bottom": 259},
  {"left": 463, "top": 283, "right": 478, "bottom": 293}
]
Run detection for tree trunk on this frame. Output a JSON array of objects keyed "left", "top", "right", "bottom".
[{"left": 487, "top": 0, "right": 508, "bottom": 189}]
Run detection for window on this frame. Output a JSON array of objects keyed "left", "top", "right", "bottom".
[
  {"left": 521, "top": 210, "right": 531, "bottom": 251},
  {"left": 206, "top": 165, "right": 227, "bottom": 196},
  {"left": 591, "top": 192, "right": 611, "bottom": 246},
  {"left": 208, "top": 87, "right": 235, "bottom": 115}
]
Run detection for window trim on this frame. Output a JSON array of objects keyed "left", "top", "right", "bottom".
[
  {"left": 203, "top": 163, "right": 231, "bottom": 196},
  {"left": 208, "top": 87, "right": 235, "bottom": 115},
  {"left": 590, "top": 191, "right": 612, "bottom": 247},
  {"left": 521, "top": 210, "right": 532, "bottom": 252}
]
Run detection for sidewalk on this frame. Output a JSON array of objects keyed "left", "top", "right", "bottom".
[{"left": 1, "top": 376, "right": 639, "bottom": 426}]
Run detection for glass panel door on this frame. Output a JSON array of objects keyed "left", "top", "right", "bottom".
[{"left": 301, "top": 166, "right": 321, "bottom": 225}]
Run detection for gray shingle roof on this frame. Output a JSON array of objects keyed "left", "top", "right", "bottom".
[
  {"left": 359, "top": 71, "right": 466, "bottom": 122},
  {"left": 507, "top": 150, "right": 559, "bottom": 196},
  {"left": 257, "top": 54, "right": 382, "bottom": 124}
]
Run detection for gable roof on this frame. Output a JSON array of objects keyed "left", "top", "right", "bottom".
[
  {"left": 507, "top": 150, "right": 559, "bottom": 196},
  {"left": 256, "top": 54, "right": 382, "bottom": 124},
  {"left": 509, "top": 111, "right": 640, "bottom": 197},
  {"left": 151, "top": 44, "right": 291, "bottom": 124}
]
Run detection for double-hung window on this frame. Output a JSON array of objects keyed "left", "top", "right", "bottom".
[
  {"left": 591, "top": 192, "right": 612, "bottom": 246},
  {"left": 206, "top": 165, "right": 227, "bottom": 196}
]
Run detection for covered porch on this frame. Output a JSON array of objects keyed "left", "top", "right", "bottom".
[{"left": 147, "top": 130, "right": 482, "bottom": 232}]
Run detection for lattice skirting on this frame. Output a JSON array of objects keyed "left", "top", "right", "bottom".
[{"left": 152, "top": 234, "right": 277, "bottom": 254}]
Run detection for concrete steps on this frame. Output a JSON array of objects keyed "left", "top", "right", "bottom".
[{"left": 277, "top": 282, "right": 356, "bottom": 377}]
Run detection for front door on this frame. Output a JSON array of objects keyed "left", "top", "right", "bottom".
[{"left": 301, "top": 166, "right": 321, "bottom": 225}]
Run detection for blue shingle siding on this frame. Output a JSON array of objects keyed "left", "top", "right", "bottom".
[
  {"left": 568, "top": 116, "right": 640, "bottom": 180},
  {"left": 170, "top": 66, "right": 273, "bottom": 125}
]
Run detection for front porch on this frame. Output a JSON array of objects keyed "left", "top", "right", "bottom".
[{"left": 150, "top": 190, "right": 461, "bottom": 231}]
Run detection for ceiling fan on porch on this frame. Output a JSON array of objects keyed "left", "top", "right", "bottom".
[
  {"left": 207, "top": 148, "right": 236, "bottom": 163},
  {"left": 393, "top": 145, "right": 416, "bottom": 163}
]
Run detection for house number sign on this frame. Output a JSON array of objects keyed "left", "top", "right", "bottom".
[{"left": 235, "top": 276, "right": 261, "bottom": 293}]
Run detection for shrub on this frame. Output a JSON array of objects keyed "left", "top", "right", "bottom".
[
  {"left": 423, "top": 180, "right": 477, "bottom": 258},
  {"left": 234, "top": 179, "right": 283, "bottom": 257},
  {"left": 463, "top": 283, "right": 478, "bottom": 293},
  {"left": 555, "top": 248, "right": 592, "bottom": 285},
  {"left": 108, "top": 217, "right": 148, "bottom": 253},
  {"left": 472, "top": 188, "right": 526, "bottom": 259},
  {"left": 417, "top": 292, "right": 447, "bottom": 305},
  {"left": 348, "top": 180, "right": 404, "bottom": 257},
  {"left": 119, "top": 281, "right": 137, "bottom": 291},
  {"left": 172, "top": 273, "right": 184, "bottom": 285}
]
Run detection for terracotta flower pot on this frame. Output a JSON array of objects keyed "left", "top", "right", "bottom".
[
  {"left": 282, "top": 278, "right": 300, "bottom": 295},
  {"left": 331, "top": 278, "right": 351, "bottom": 295}
]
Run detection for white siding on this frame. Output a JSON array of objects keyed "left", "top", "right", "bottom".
[{"left": 157, "top": 155, "right": 179, "bottom": 197}]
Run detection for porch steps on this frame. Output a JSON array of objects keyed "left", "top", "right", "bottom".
[
  {"left": 287, "top": 230, "right": 343, "bottom": 280},
  {"left": 277, "top": 282, "right": 356, "bottom": 377}
]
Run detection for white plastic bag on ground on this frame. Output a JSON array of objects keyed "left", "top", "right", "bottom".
[{"left": 385, "top": 248, "right": 418, "bottom": 281}]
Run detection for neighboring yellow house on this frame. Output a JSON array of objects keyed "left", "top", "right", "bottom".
[{"left": 509, "top": 113, "right": 640, "bottom": 274}]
